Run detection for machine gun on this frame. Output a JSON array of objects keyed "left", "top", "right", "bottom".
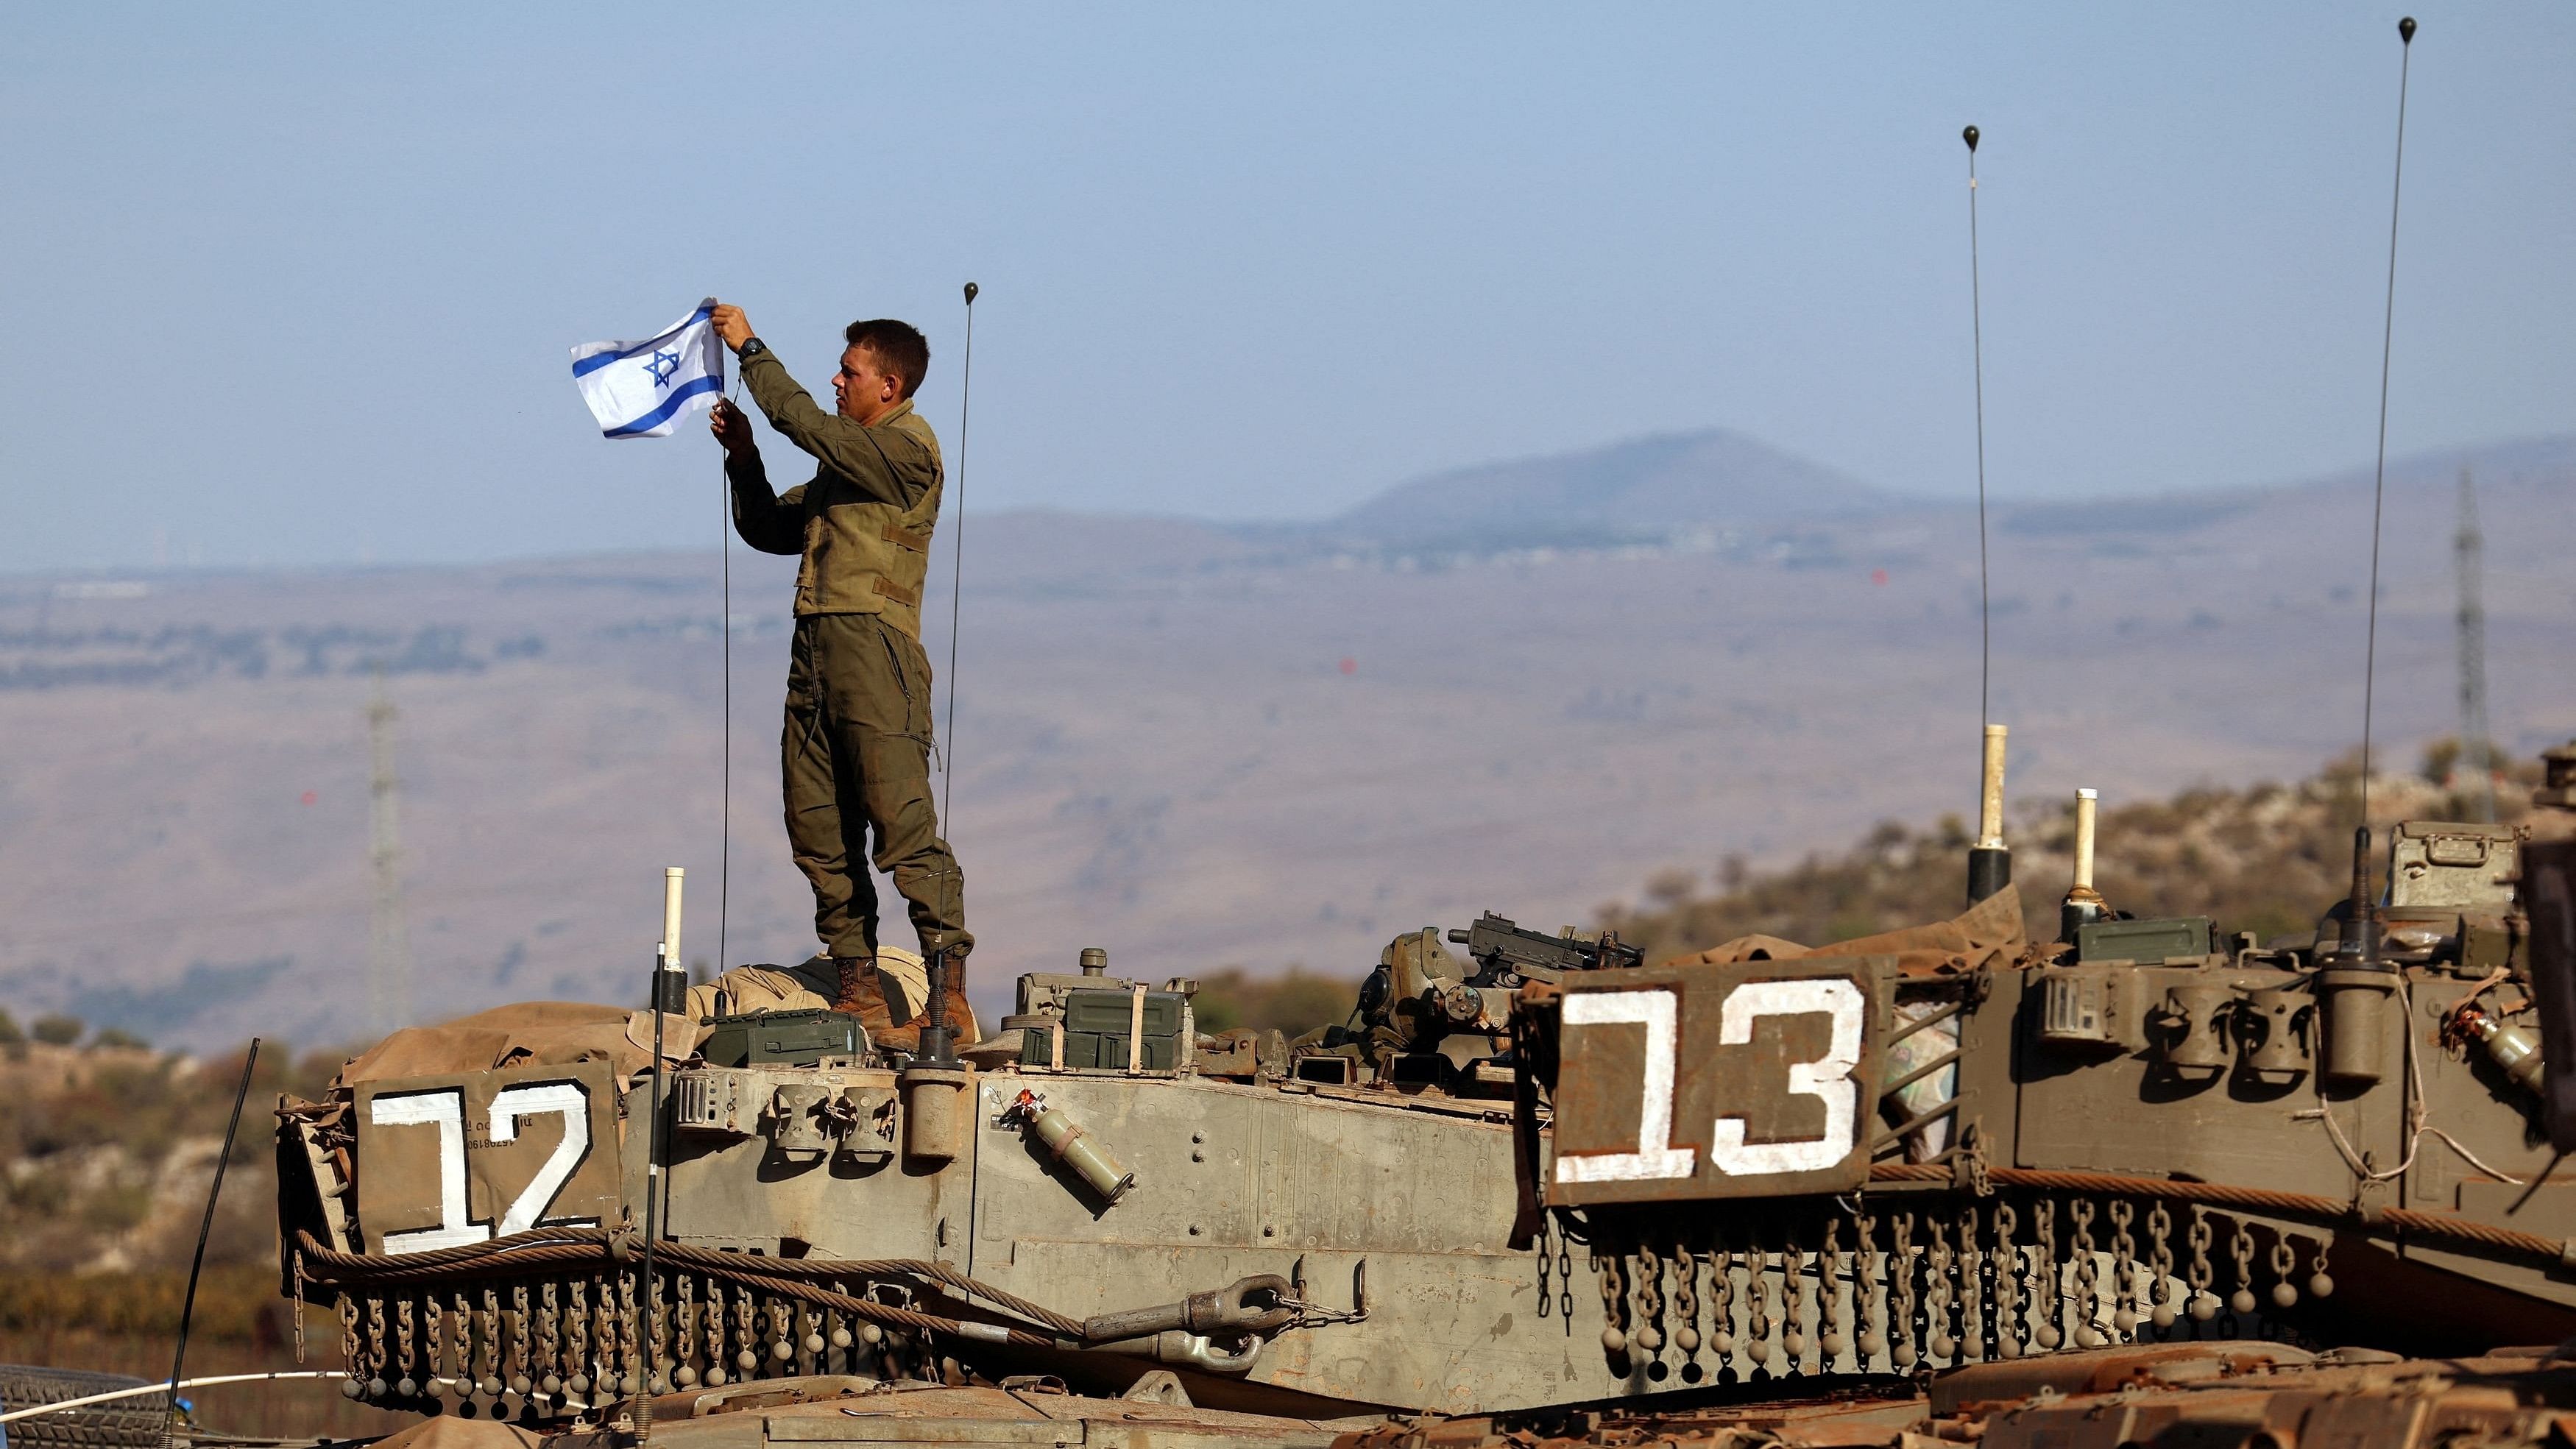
[{"left": 1446, "top": 913, "right": 1641, "bottom": 988}]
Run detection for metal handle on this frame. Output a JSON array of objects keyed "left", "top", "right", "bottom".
[
  {"left": 1082, "top": 1275, "right": 1292, "bottom": 1342},
  {"left": 1088, "top": 1330, "right": 1268, "bottom": 1375}
]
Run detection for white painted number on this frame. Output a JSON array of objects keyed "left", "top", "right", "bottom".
[
  {"left": 1710, "top": 977, "right": 1865, "bottom": 1175},
  {"left": 1554, "top": 975, "right": 1869, "bottom": 1191},
  {"left": 370, "top": 1079, "right": 595, "bottom": 1255},
  {"left": 1555, "top": 989, "right": 1696, "bottom": 1183},
  {"left": 489, "top": 1081, "right": 598, "bottom": 1235},
  {"left": 369, "top": 1088, "right": 489, "bottom": 1253}
]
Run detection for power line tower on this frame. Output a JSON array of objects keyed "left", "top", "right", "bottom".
[
  {"left": 2454, "top": 467, "right": 2496, "bottom": 823},
  {"left": 367, "top": 673, "right": 415, "bottom": 1033}
]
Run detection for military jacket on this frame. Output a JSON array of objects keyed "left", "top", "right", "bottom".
[{"left": 728, "top": 352, "right": 944, "bottom": 637}]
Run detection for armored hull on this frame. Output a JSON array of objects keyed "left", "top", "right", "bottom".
[{"left": 272, "top": 748, "right": 2576, "bottom": 1437}]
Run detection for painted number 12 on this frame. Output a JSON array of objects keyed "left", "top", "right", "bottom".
[{"left": 369, "top": 1080, "right": 597, "bottom": 1254}]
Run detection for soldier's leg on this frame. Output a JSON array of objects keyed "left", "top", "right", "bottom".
[
  {"left": 860, "top": 729, "right": 974, "bottom": 1042},
  {"left": 818, "top": 617, "right": 972, "bottom": 965},
  {"left": 860, "top": 728, "right": 969, "bottom": 958},
  {"left": 780, "top": 620, "right": 882, "bottom": 962}
]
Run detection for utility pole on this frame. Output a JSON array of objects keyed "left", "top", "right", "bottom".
[
  {"left": 367, "top": 672, "right": 415, "bottom": 1033},
  {"left": 2455, "top": 467, "right": 2495, "bottom": 823}
]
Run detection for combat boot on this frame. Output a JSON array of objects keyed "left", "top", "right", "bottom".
[
  {"left": 831, "top": 956, "right": 902, "bottom": 1044},
  {"left": 898, "top": 943, "right": 977, "bottom": 1052},
  {"left": 919, "top": 971, "right": 977, "bottom": 1046}
]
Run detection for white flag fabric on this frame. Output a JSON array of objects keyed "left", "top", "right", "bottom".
[{"left": 569, "top": 298, "right": 726, "bottom": 439}]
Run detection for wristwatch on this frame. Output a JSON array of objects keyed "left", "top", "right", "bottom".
[{"left": 735, "top": 336, "right": 769, "bottom": 361}]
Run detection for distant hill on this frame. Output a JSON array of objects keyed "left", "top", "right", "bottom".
[
  {"left": 1995, "top": 434, "right": 2576, "bottom": 542},
  {"left": 1323, "top": 428, "right": 1897, "bottom": 550}
]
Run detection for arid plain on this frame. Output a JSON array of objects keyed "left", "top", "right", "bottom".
[{"left": 2, "top": 431, "right": 2569, "bottom": 1047}]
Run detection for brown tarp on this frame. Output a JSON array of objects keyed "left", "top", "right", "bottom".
[
  {"left": 336, "top": 1001, "right": 697, "bottom": 1088},
  {"left": 685, "top": 961, "right": 834, "bottom": 1020},
  {"left": 336, "top": 947, "right": 977, "bottom": 1088},
  {"left": 1669, "top": 882, "right": 2029, "bottom": 976}
]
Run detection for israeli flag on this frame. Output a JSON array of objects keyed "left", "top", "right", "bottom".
[{"left": 570, "top": 298, "right": 726, "bottom": 439}]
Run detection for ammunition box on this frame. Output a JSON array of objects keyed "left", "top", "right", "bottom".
[
  {"left": 1063, "top": 988, "right": 1183, "bottom": 1036},
  {"left": 1021, "top": 988, "right": 1185, "bottom": 1071},
  {"left": 701, "top": 1008, "right": 865, "bottom": 1068},
  {"left": 2389, "top": 821, "right": 2519, "bottom": 910},
  {"left": 2076, "top": 915, "right": 2214, "bottom": 965}
]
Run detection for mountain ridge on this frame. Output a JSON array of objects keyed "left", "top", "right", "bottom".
[
  {"left": 5, "top": 431, "right": 2569, "bottom": 587},
  {"left": 1323, "top": 426, "right": 1896, "bottom": 550}
]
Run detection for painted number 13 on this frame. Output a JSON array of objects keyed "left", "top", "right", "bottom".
[{"left": 1555, "top": 977, "right": 1865, "bottom": 1184}]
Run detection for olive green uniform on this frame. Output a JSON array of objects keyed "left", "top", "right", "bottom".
[{"left": 727, "top": 350, "right": 970, "bottom": 964}]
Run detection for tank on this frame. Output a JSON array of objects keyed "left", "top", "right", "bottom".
[
  {"left": 272, "top": 915, "right": 1658, "bottom": 1425},
  {"left": 1509, "top": 730, "right": 2576, "bottom": 1397},
  {"left": 266, "top": 740, "right": 2576, "bottom": 1438}
]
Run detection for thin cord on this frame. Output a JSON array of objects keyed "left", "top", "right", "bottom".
[
  {"left": 718, "top": 370, "right": 743, "bottom": 977},
  {"left": 1965, "top": 130, "right": 1992, "bottom": 732},
  {"left": 718, "top": 465, "right": 732, "bottom": 977},
  {"left": 941, "top": 286, "right": 977, "bottom": 824},
  {"left": 2360, "top": 21, "right": 2414, "bottom": 832}
]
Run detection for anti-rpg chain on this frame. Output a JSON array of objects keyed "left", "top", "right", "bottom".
[
  {"left": 1547, "top": 1177, "right": 2392, "bottom": 1385},
  {"left": 297, "top": 1227, "right": 1080, "bottom": 1339},
  {"left": 299, "top": 1225, "right": 1295, "bottom": 1418},
  {"left": 1868, "top": 1163, "right": 2570, "bottom": 1263}
]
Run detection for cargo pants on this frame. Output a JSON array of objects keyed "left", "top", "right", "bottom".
[{"left": 782, "top": 614, "right": 971, "bottom": 964}]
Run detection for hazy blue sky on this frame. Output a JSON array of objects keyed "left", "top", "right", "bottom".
[{"left": 3, "top": 4, "right": 2568, "bottom": 572}]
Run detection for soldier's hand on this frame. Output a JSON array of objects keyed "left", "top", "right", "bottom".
[
  {"left": 710, "top": 304, "right": 754, "bottom": 350},
  {"left": 710, "top": 398, "right": 756, "bottom": 456}
]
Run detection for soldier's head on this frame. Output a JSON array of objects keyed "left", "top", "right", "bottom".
[{"left": 833, "top": 319, "right": 930, "bottom": 424}]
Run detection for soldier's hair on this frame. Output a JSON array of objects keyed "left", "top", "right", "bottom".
[{"left": 844, "top": 319, "right": 930, "bottom": 398}]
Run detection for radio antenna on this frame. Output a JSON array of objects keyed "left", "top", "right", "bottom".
[
  {"left": 2357, "top": 16, "right": 2417, "bottom": 835},
  {"left": 1959, "top": 124, "right": 2014, "bottom": 908},
  {"left": 1964, "top": 124, "right": 1992, "bottom": 733},
  {"left": 942, "top": 282, "right": 977, "bottom": 824},
  {"left": 166, "top": 1039, "right": 260, "bottom": 1449}
]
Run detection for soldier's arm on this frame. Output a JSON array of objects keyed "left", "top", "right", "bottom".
[
  {"left": 724, "top": 450, "right": 807, "bottom": 556},
  {"left": 737, "top": 352, "right": 934, "bottom": 509}
]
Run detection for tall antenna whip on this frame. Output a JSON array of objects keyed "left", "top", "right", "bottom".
[
  {"left": 941, "top": 282, "right": 978, "bottom": 823},
  {"left": 2358, "top": 15, "right": 2416, "bottom": 833},
  {"left": 1959, "top": 124, "right": 2014, "bottom": 909},
  {"left": 166, "top": 1038, "right": 260, "bottom": 1449},
  {"left": 2454, "top": 466, "right": 2493, "bottom": 822},
  {"left": 1964, "top": 124, "right": 1992, "bottom": 732},
  {"left": 365, "top": 671, "right": 412, "bottom": 1034}
]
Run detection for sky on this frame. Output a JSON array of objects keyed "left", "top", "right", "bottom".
[{"left": 1, "top": 4, "right": 2569, "bottom": 573}]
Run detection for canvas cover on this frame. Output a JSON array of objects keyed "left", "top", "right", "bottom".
[
  {"left": 1671, "top": 882, "right": 2030, "bottom": 977},
  {"left": 336, "top": 947, "right": 971, "bottom": 1091},
  {"left": 337, "top": 1001, "right": 700, "bottom": 1088}
]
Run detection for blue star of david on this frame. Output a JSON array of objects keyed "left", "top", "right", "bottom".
[{"left": 646, "top": 349, "right": 682, "bottom": 388}]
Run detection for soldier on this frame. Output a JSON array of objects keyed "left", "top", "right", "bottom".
[{"left": 707, "top": 302, "right": 971, "bottom": 1051}]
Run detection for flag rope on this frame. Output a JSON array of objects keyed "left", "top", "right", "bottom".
[{"left": 718, "top": 368, "right": 742, "bottom": 979}]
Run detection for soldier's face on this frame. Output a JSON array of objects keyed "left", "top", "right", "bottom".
[{"left": 832, "top": 347, "right": 902, "bottom": 421}]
